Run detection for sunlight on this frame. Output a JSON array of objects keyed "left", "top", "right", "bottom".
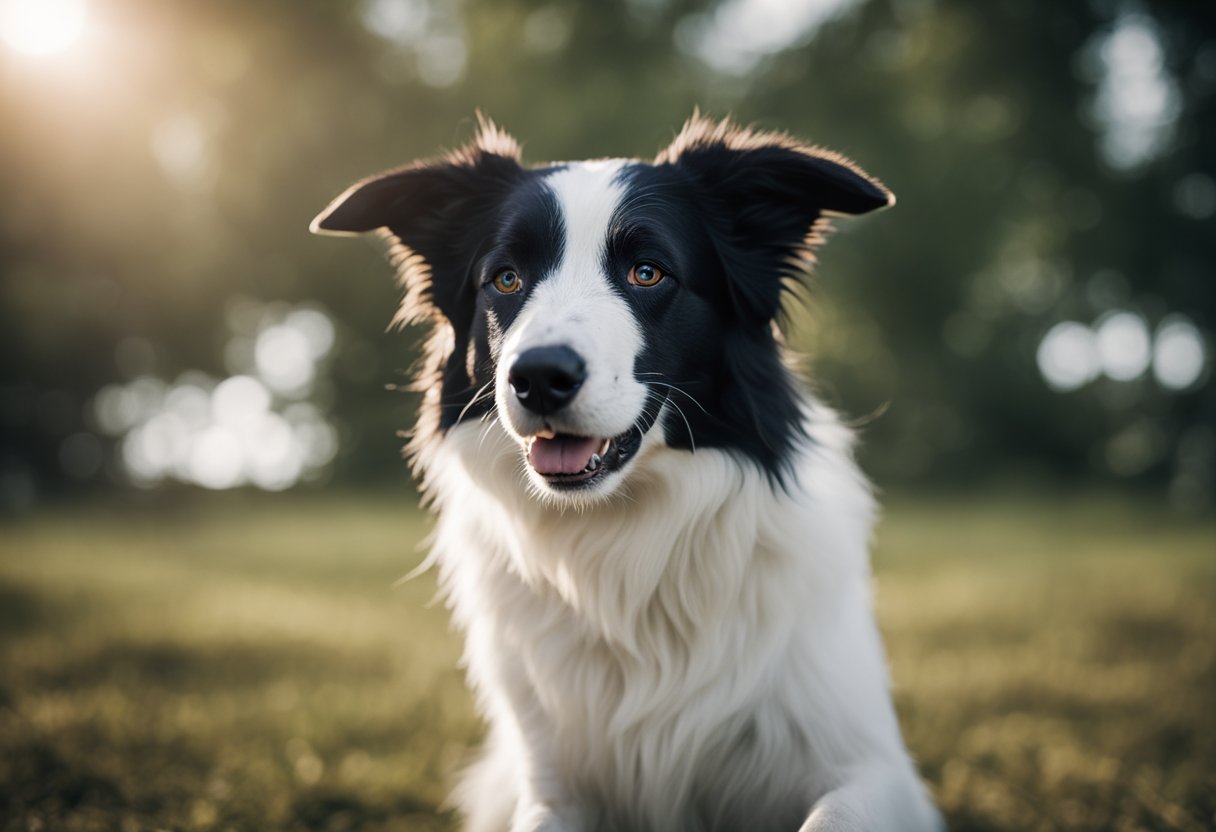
[{"left": 0, "top": 0, "right": 88, "bottom": 58}]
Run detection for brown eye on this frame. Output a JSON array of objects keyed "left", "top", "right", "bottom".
[
  {"left": 629, "top": 262, "right": 665, "bottom": 287},
  {"left": 492, "top": 269, "right": 522, "bottom": 294}
]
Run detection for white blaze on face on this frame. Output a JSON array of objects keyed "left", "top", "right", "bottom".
[{"left": 495, "top": 160, "right": 649, "bottom": 442}]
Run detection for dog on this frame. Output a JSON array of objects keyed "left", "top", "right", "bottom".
[{"left": 311, "top": 114, "right": 942, "bottom": 832}]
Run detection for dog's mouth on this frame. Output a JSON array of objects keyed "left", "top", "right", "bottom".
[{"left": 526, "top": 426, "right": 643, "bottom": 489}]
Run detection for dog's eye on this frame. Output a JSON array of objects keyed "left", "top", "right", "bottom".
[
  {"left": 492, "top": 269, "right": 522, "bottom": 294},
  {"left": 628, "top": 262, "right": 665, "bottom": 287}
]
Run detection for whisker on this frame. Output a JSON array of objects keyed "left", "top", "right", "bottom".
[
  {"left": 454, "top": 381, "right": 496, "bottom": 425},
  {"left": 436, "top": 381, "right": 484, "bottom": 404},
  {"left": 644, "top": 381, "right": 710, "bottom": 416},
  {"left": 477, "top": 408, "right": 500, "bottom": 455},
  {"left": 660, "top": 395, "right": 697, "bottom": 454}
]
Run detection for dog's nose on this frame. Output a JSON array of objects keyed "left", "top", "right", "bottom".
[{"left": 509, "top": 346, "right": 587, "bottom": 415}]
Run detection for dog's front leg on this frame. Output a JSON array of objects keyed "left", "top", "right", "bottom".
[
  {"left": 510, "top": 798, "right": 591, "bottom": 832},
  {"left": 505, "top": 729, "right": 592, "bottom": 832},
  {"left": 799, "top": 765, "right": 942, "bottom": 832}
]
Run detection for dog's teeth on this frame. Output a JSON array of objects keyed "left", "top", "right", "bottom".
[
  {"left": 535, "top": 427, "right": 557, "bottom": 439},
  {"left": 588, "top": 454, "right": 601, "bottom": 471}
]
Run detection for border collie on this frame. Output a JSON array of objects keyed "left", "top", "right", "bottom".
[{"left": 311, "top": 114, "right": 941, "bottom": 832}]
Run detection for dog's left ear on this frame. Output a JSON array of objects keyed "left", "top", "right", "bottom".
[{"left": 658, "top": 115, "right": 893, "bottom": 322}]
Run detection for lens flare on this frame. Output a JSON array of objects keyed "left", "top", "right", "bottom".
[{"left": 0, "top": 0, "right": 87, "bottom": 58}]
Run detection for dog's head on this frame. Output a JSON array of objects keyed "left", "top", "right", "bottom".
[{"left": 312, "top": 115, "right": 891, "bottom": 503}]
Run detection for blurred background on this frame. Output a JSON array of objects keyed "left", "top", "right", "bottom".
[
  {"left": 0, "top": 0, "right": 1213, "bottom": 830},
  {"left": 0, "top": 0, "right": 1212, "bottom": 504}
]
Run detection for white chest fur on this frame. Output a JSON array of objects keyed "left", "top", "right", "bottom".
[{"left": 416, "top": 403, "right": 930, "bottom": 831}]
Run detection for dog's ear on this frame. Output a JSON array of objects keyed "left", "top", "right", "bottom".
[
  {"left": 657, "top": 114, "right": 893, "bottom": 322},
  {"left": 310, "top": 117, "right": 524, "bottom": 321}
]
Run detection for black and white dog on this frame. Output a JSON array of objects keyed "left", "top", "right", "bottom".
[{"left": 311, "top": 115, "right": 941, "bottom": 832}]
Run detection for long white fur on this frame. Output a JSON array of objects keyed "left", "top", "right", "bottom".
[{"left": 416, "top": 163, "right": 941, "bottom": 831}]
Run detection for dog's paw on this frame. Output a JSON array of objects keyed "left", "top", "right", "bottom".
[{"left": 798, "top": 803, "right": 867, "bottom": 832}]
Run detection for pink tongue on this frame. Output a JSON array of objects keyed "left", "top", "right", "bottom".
[{"left": 529, "top": 435, "right": 601, "bottom": 475}]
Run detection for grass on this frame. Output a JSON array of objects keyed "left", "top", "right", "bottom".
[{"left": 0, "top": 492, "right": 1212, "bottom": 831}]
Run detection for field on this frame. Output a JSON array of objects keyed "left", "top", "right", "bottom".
[{"left": 0, "top": 493, "right": 1213, "bottom": 831}]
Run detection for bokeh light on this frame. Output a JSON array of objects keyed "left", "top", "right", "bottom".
[
  {"left": 188, "top": 425, "right": 245, "bottom": 490},
  {"left": 1037, "top": 308, "right": 1211, "bottom": 397},
  {"left": 256, "top": 324, "right": 317, "bottom": 397},
  {"left": 360, "top": 0, "right": 467, "bottom": 87},
  {"left": 676, "top": 0, "right": 858, "bottom": 75},
  {"left": 360, "top": 0, "right": 430, "bottom": 46},
  {"left": 94, "top": 302, "right": 340, "bottom": 490},
  {"left": 1094, "top": 310, "right": 1151, "bottom": 382},
  {"left": 1088, "top": 14, "right": 1179, "bottom": 169},
  {"left": 1036, "top": 321, "right": 1100, "bottom": 392},
  {"left": 151, "top": 112, "right": 214, "bottom": 187},
  {"left": 1153, "top": 316, "right": 1207, "bottom": 391}
]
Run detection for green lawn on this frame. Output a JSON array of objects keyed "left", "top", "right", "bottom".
[{"left": 1, "top": 493, "right": 1212, "bottom": 831}]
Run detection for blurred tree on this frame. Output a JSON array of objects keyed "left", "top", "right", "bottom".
[{"left": 0, "top": 0, "right": 1211, "bottom": 506}]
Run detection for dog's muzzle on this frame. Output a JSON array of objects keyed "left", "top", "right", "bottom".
[{"left": 503, "top": 343, "right": 655, "bottom": 491}]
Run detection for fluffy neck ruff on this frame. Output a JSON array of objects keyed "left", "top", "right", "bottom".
[{"left": 419, "top": 405, "right": 874, "bottom": 656}]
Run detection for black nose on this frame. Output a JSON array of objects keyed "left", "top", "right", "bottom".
[{"left": 508, "top": 346, "right": 587, "bottom": 415}]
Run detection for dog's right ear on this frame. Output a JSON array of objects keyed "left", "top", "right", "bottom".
[
  {"left": 310, "top": 118, "right": 524, "bottom": 320},
  {"left": 309, "top": 148, "right": 522, "bottom": 237}
]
